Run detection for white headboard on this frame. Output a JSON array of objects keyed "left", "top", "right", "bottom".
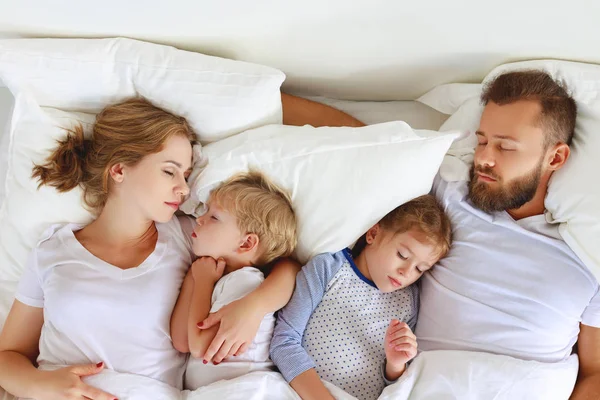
[{"left": 1, "top": 0, "right": 599, "bottom": 100}]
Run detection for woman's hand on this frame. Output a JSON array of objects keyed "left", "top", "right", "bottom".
[
  {"left": 191, "top": 257, "right": 226, "bottom": 284},
  {"left": 197, "top": 295, "right": 265, "bottom": 363},
  {"left": 33, "top": 362, "right": 116, "bottom": 400}
]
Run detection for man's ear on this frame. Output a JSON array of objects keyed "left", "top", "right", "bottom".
[
  {"left": 365, "top": 224, "right": 381, "bottom": 245},
  {"left": 239, "top": 233, "right": 260, "bottom": 254},
  {"left": 548, "top": 143, "right": 570, "bottom": 171},
  {"left": 108, "top": 163, "right": 125, "bottom": 184}
]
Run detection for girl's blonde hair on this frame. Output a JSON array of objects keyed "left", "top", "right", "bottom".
[
  {"left": 379, "top": 194, "right": 452, "bottom": 259},
  {"left": 210, "top": 171, "right": 297, "bottom": 266},
  {"left": 354, "top": 194, "right": 452, "bottom": 260},
  {"left": 32, "top": 98, "right": 196, "bottom": 214}
]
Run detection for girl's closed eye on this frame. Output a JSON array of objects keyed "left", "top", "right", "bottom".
[
  {"left": 397, "top": 251, "right": 408, "bottom": 260},
  {"left": 163, "top": 170, "right": 174, "bottom": 177}
]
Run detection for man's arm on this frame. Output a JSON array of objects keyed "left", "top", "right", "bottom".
[
  {"left": 281, "top": 93, "right": 365, "bottom": 127},
  {"left": 570, "top": 324, "right": 600, "bottom": 399}
]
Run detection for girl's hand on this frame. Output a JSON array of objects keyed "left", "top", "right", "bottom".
[
  {"left": 384, "top": 319, "right": 418, "bottom": 380},
  {"left": 33, "top": 362, "right": 116, "bottom": 400},
  {"left": 197, "top": 295, "right": 264, "bottom": 363}
]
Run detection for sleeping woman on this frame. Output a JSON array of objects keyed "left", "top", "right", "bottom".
[{"left": 0, "top": 94, "right": 362, "bottom": 399}]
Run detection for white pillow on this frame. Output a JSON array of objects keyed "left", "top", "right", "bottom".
[
  {"left": 181, "top": 123, "right": 459, "bottom": 264},
  {"left": 418, "top": 60, "right": 600, "bottom": 281},
  {"left": 0, "top": 38, "right": 285, "bottom": 143},
  {"left": 0, "top": 38, "right": 286, "bottom": 283}
]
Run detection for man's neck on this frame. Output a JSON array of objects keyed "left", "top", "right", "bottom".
[{"left": 507, "top": 176, "right": 550, "bottom": 220}]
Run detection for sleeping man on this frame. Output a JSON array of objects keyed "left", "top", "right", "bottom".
[{"left": 280, "top": 70, "right": 600, "bottom": 399}]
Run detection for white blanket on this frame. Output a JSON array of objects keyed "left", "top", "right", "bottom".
[
  {"left": 380, "top": 350, "right": 579, "bottom": 400},
  {"left": 10, "top": 350, "right": 577, "bottom": 400},
  {"left": 16, "top": 369, "right": 357, "bottom": 400}
]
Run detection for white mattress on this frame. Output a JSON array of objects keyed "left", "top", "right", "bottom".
[{"left": 0, "top": 92, "right": 446, "bottom": 400}]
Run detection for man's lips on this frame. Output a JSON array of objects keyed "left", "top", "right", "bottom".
[{"left": 477, "top": 172, "right": 497, "bottom": 182}]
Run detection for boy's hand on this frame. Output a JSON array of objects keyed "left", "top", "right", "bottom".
[
  {"left": 384, "top": 319, "right": 418, "bottom": 381},
  {"left": 191, "top": 257, "right": 226, "bottom": 284}
]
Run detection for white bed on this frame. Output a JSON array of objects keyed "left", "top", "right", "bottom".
[{"left": 1, "top": 2, "right": 599, "bottom": 399}]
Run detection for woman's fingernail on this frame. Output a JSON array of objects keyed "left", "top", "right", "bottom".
[
  {"left": 203, "top": 360, "right": 208, "bottom": 364},
  {"left": 213, "top": 361, "right": 220, "bottom": 365},
  {"left": 96, "top": 362, "right": 103, "bottom": 368},
  {"left": 197, "top": 322, "right": 203, "bottom": 328}
]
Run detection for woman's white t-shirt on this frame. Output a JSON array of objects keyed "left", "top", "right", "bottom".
[{"left": 15, "top": 217, "right": 194, "bottom": 389}]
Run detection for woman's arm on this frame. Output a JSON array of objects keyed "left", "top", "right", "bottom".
[
  {"left": 198, "top": 257, "right": 301, "bottom": 362},
  {"left": 281, "top": 93, "right": 366, "bottom": 128},
  {"left": 0, "top": 300, "right": 43, "bottom": 397},
  {"left": 0, "top": 300, "right": 114, "bottom": 399}
]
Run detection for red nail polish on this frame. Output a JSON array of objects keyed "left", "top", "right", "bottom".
[
  {"left": 203, "top": 360, "right": 208, "bottom": 364},
  {"left": 96, "top": 362, "right": 103, "bottom": 368}
]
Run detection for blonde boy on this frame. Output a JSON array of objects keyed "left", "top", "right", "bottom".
[{"left": 170, "top": 171, "right": 297, "bottom": 389}]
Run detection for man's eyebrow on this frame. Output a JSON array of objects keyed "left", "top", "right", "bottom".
[{"left": 475, "top": 130, "right": 519, "bottom": 142}]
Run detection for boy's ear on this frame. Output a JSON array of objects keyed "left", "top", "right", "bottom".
[
  {"left": 239, "top": 233, "right": 260, "bottom": 254},
  {"left": 365, "top": 224, "right": 381, "bottom": 245}
]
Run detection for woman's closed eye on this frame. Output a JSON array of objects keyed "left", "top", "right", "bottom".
[
  {"left": 397, "top": 251, "right": 408, "bottom": 260},
  {"left": 163, "top": 170, "right": 175, "bottom": 177}
]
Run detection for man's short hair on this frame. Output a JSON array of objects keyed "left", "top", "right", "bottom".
[{"left": 481, "top": 70, "right": 577, "bottom": 147}]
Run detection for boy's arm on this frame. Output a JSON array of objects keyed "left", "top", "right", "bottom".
[
  {"left": 270, "top": 253, "right": 344, "bottom": 398},
  {"left": 188, "top": 277, "right": 220, "bottom": 359},
  {"left": 188, "top": 260, "right": 224, "bottom": 359},
  {"left": 170, "top": 268, "right": 195, "bottom": 353}
]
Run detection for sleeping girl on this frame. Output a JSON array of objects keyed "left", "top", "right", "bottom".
[{"left": 270, "top": 195, "right": 452, "bottom": 400}]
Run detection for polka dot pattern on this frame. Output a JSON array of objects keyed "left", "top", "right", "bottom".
[{"left": 303, "top": 261, "right": 417, "bottom": 400}]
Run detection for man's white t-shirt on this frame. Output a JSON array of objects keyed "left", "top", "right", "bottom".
[
  {"left": 16, "top": 217, "right": 194, "bottom": 389},
  {"left": 184, "top": 267, "right": 275, "bottom": 390},
  {"left": 416, "top": 177, "right": 600, "bottom": 363}
]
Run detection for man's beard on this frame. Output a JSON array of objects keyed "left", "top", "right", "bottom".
[{"left": 468, "top": 161, "right": 543, "bottom": 213}]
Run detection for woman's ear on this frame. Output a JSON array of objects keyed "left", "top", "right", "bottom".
[
  {"left": 365, "top": 224, "right": 381, "bottom": 245},
  {"left": 108, "top": 163, "right": 125, "bottom": 183},
  {"left": 239, "top": 233, "right": 260, "bottom": 254}
]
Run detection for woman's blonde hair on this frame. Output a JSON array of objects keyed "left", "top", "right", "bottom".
[
  {"left": 32, "top": 98, "right": 196, "bottom": 214},
  {"left": 210, "top": 171, "right": 297, "bottom": 266}
]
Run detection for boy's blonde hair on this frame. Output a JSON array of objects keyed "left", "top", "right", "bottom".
[
  {"left": 210, "top": 171, "right": 297, "bottom": 265},
  {"left": 379, "top": 194, "right": 452, "bottom": 259}
]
